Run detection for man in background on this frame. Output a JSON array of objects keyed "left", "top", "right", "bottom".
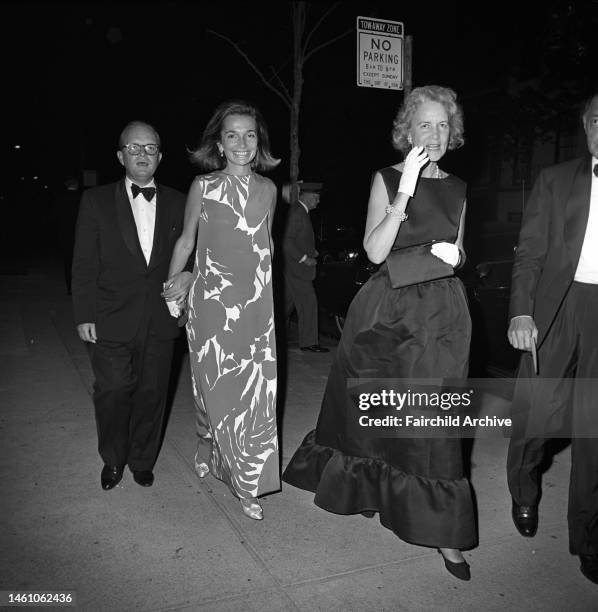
[{"left": 282, "top": 182, "right": 328, "bottom": 353}]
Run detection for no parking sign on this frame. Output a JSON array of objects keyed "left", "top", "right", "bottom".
[{"left": 356, "top": 17, "right": 404, "bottom": 90}]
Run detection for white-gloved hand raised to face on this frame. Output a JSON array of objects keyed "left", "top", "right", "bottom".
[
  {"left": 397, "top": 146, "right": 430, "bottom": 198},
  {"left": 430, "top": 242, "right": 460, "bottom": 267}
]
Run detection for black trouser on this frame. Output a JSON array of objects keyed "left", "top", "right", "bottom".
[
  {"left": 90, "top": 318, "right": 174, "bottom": 471},
  {"left": 507, "top": 282, "right": 598, "bottom": 555},
  {"left": 284, "top": 274, "right": 318, "bottom": 348}
]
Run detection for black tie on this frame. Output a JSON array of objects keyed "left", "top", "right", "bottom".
[
  {"left": 594, "top": 164, "right": 598, "bottom": 178},
  {"left": 131, "top": 183, "right": 156, "bottom": 201}
]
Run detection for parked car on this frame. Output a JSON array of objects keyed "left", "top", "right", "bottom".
[
  {"left": 464, "top": 259, "right": 520, "bottom": 377},
  {"left": 461, "top": 224, "right": 522, "bottom": 376},
  {"left": 315, "top": 225, "right": 522, "bottom": 376},
  {"left": 314, "top": 229, "right": 379, "bottom": 334}
]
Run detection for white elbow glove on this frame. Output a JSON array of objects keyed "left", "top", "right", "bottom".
[
  {"left": 430, "top": 242, "right": 460, "bottom": 267},
  {"left": 397, "top": 146, "right": 429, "bottom": 197}
]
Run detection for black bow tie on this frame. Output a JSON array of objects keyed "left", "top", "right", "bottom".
[
  {"left": 131, "top": 183, "right": 156, "bottom": 201},
  {"left": 594, "top": 164, "right": 598, "bottom": 178}
]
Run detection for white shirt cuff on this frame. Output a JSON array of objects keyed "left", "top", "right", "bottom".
[{"left": 510, "top": 315, "right": 533, "bottom": 322}]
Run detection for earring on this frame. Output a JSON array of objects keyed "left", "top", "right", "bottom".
[
  {"left": 407, "top": 135, "right": 412, "bottom": 145},
  {"left": 219, "top": 149, "right": 224, "bottom": 157}
]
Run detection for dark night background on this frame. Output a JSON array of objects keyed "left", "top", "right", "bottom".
[{"left": 1, "top": 0, "right": 597, "bottom": 252}]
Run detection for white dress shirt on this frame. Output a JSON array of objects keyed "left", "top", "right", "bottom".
[
  {"left": 125, "top": 176, "right": 156, "bottom": 265},
  {"left": 574, "top": 157, "right": 598, "bottom": 284}
]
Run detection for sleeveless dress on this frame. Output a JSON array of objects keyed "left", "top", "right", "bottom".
[
  {"left": 282, "top": 167, "right": 477, "bottom": 549},
  {"left": 186, "top": 172, "right": 279, "bottom": 499}
]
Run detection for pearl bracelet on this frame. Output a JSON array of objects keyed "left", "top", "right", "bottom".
[{"left": 385, "top": 204, "right": 408, "bottom": 221}]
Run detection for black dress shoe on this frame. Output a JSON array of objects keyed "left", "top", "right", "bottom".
[
  {"left": 300, "top": 345, "right": 329, "bottom": 353},
  {"left": 438, "top": 550, "right": 471, "bottom": 581},
  {"left": 101, "top": 465, "right": 124, "bottom": 490},
  {"left": 132, "top": 470, "right": 154, "bottom": 487},
  {"left": 580, "top": 555, "right": 598, "bottom": 585},
  {"left": 512, "top": 501, "right": 538, "bottom": 537}
]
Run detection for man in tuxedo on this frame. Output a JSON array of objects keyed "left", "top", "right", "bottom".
[
  {"left": 507, "top": 91, "right": 598, "bottom": 584},
  {"left": 72, "top": 120, "right": 187, "bottom": 490},
  {"left": 282, "top": 182, "right": 328, "bottom": 353}
]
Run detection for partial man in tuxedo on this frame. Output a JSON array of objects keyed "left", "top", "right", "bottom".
[
  {"left": 507, "top": 91, "right": 598, "bottom": 584},
  {"left": 282, "top": 182, "right": 329, "bottom": 353},
  {"left": 72, "top": 120, "right": 188, "bottom": 490}
]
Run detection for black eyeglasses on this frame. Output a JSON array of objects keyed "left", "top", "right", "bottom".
[{"left": 122, "top": 143, "right": 160, "bottom": 156}]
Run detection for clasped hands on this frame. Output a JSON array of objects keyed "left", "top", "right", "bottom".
[{"left": 161, "top": 271, "right": 193, "bottom": 305}]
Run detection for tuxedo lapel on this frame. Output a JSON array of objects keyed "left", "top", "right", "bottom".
[
  {"left": 147, "top": 184, "right": 168, "bottom": 271},
  {"left": 115, "top": 180, "right": 146, "bottom": 267},
  {"left": 564, "top": 157, "right": 592, "bottom": 269}
]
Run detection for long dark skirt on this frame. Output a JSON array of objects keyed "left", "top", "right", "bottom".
[{"left": 283, "top": 268, "right": 477, "bottom": 549}]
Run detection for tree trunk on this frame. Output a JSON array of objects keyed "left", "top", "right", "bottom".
[
  {"left": 210, "top": 2, "right": 350, "bottom": 203},
  {"left": 290, "top": 2, "right": 305, "bottom": 202}
]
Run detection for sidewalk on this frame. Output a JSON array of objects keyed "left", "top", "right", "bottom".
[{"left": 1, "top": 255, "right": 596, "bottom": 611}]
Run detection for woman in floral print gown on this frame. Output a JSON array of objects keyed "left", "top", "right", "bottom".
[{"left": 166, "top": 100, "right": 280, "bottom": 520}]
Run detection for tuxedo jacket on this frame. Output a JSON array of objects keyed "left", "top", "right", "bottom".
[
  {"left": 509, "top": 156, "right": 593, "bottom": 347},
  {"left": 72, "top": 179, "right": 186, "bottom": 342},
  {"left": 282, "top": 202, "right": 317, "bottom": 281}
]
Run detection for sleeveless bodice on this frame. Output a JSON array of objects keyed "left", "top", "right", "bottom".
[{"left": 379, "top": 167, "right": 466, "bottom": 248}]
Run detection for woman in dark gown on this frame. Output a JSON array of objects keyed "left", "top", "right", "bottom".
[{"left": 283, "top": 86, "right": 476, "bottom": 580}]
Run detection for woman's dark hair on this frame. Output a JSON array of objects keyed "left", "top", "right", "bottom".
[
  {"left": 391, "top": 85, "right": 465, "bottom": 154},
  {"left": 190, "top": 100, "right": 280, "bottom": 171}
]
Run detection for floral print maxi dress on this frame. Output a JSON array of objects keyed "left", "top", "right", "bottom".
[{"left": 186, "top": 171, "right": 279, "bottom": 499}]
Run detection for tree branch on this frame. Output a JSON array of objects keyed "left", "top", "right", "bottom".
[
  {"left": 302, "top": 1, "right": 339, "bottom": 57},
  {"left": 208, "top": 29, "right": 292, "bottom": 108},
  {"left": 304, "top": 27, "right": 353, "bottom": 64},
  {"left": 270, "top": 66, "right": 292, "bottom": 102}
]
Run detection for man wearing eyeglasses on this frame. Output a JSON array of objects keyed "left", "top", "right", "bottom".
[{"left": 72, "top": 120, "right": 189, "bottom": 491}]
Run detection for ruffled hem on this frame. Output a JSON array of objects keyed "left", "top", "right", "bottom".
[{"left": 282, "top": 430, "right": 477, "bottom": 549}]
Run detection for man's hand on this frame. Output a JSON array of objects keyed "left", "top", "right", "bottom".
[
  {"left": 508, "top": 315, "right": 538, "bottom": 351},
  {"left": 77, "top": 323, "right": 97, "bottom": 343},
  {"left": 303, "top": 256, "right": 317, "bottom": 267}
]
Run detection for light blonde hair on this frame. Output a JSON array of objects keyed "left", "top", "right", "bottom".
[{"left": 391, "top": 85, "right": 465, "bottom": 154}]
